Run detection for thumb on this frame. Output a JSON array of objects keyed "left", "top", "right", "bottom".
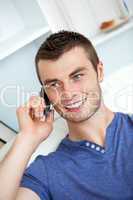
[{"left": 17, "top": 105, "right": 32, "bottom": 122}]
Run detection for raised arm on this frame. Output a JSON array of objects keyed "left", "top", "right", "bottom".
[{"left": 0, "top": 96, "right": 54, "bottom": 200}]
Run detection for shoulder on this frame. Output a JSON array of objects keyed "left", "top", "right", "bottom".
[
  {"left": 33, "top": 148, "right": 65, "bottom": 166},
  {"left": 118, "top": 112, "right": 133, "bottom": 127},
  {"left": 117, "top": 112, "right": 133, "bottom": 121}
]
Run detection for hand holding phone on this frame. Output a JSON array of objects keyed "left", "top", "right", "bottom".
[{"left": 16, "top": 93, "right": 54, "bottom": 145}]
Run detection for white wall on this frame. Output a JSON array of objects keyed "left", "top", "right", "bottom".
[
  {"left": 96, "top": 28, "right": 133, "bottom": 76},
  {"left": 0, "top": 41, "right": 40, "bottom": 131}
]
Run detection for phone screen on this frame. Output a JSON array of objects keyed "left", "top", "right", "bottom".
[{"left": 40, "top": 87, "right": 52, "bottom": 116}]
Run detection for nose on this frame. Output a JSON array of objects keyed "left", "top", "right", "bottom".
[
  {"left": 61, "top": 91, "right": 75, "bottom": 100},
  {"left": 60, "top": 81, "right": 78, "bottom": 103},
  {"left": 61, "top": 92, "right": 78, "bottom": 105},
  {"left": 61, "top": 80, "right": 71, "bottom": 92}
]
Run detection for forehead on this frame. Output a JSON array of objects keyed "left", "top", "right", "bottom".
[{"left": 38, "top": 47, "right": 92, "bottom": 81}]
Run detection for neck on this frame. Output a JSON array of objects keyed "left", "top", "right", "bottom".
[{"left": 66, "top": 102, "right": 115, "bottom": 147}]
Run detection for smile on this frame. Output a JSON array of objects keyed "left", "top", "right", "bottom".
[{"left": 64, "top": 98, "right": 87, "bottom": 109}]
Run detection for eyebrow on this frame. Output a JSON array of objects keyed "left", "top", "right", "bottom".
[{"left": 43, "top": 66, "right": 88, "bottom": 85}]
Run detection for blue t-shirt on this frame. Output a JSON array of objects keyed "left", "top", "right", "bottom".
[{"left": 20, "top": 112, "right": 133, "bottom": 200}]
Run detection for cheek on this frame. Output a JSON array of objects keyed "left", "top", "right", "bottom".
[
  {"left": 80, "top": 79, "right": 92, "bottom": 93},
  {"left": 72, "top": 83, "right": 83, "bottom": 93},
  {"left": 73, "top": 78, "right": 90, "bottom": 93},
  {"left": 87, "top": 74, "right": 98, "bottom": 87}
]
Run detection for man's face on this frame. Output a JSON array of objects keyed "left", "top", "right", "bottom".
[{"left": 38, "top": 47, "right": 103, "bottom": 123}]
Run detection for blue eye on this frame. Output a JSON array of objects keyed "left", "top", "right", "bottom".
[{"left": 73, "top": 74, "right": 83, "bottom": 80}]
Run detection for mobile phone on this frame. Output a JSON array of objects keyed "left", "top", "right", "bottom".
[{"left": 40, "top": 87, "right": 52, "bottom": 117}]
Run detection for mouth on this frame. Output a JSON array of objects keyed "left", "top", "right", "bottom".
[{"left": 64, "top": 98, "right": 87, "bottom": 112}]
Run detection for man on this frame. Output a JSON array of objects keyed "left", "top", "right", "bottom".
[{"left": 0, "top": 31, "right": 133, "bottom": 200}]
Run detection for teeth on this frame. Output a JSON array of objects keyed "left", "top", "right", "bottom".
[{"left": 65, "top": 101, "right": 83, "bottom": 109}]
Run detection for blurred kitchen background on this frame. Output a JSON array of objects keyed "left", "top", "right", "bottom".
[{"left": 0, "top": 0, "right": 133, "bottom": 146}]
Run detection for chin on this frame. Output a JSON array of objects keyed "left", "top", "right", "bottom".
[{"left": 57, "top": 107, "right": 99, "bottom": 123}]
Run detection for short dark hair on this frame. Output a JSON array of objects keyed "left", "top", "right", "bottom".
[{"left": 35, "top": 30, "right": 99, "bottom": 85}]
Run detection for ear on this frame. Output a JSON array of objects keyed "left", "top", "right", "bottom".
[{"left": 97, "top": 61, "right": 104, "bottom": 82}]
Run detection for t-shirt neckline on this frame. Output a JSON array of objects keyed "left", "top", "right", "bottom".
[{"left": 60, "top": 112, "right": 120, "bottom": 156}]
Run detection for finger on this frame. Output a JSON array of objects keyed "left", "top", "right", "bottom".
[
  {"left": 40, "top": 97, "right": 45, "bottom": 107},
  {"left": 29, "top": 107, "right": 35, "bottom": 120},
  {"left": 16, "top": 105, "right": 30, "bottom": 121},
  {"left": 27, "top": 96, "right": 45, "bottom": 110},
  {"left": 26, "top": 96, "right": 46, "bottom": 119},
  {"left": 34, "top": 108, "right": 44, "bottom": 119},
  {"left": 28, "top": 96, "right": 42, "bottom": 108}
]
